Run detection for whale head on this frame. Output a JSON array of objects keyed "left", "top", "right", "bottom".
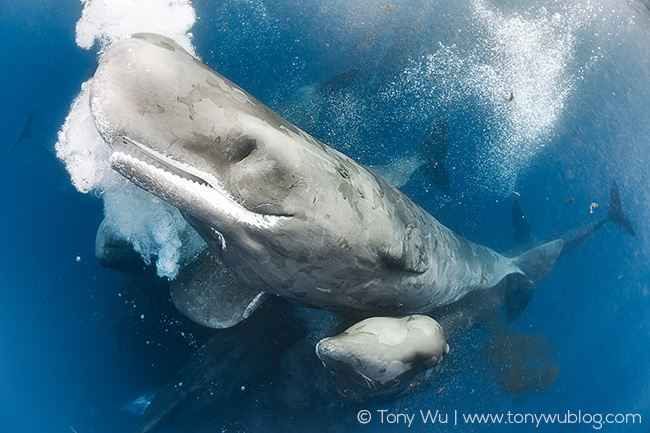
[
  {"left": 90, "top": 34, "right": 317, "bottom": 230},
  {"left": 89, "top": 34, "right": 413, "bottom": 310}
]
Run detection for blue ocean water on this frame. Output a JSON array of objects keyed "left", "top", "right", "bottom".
[{"left": 1, "top": 0, "right": 649, "bottom": 432}]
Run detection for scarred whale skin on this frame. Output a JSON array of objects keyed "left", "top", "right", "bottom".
[{"left": 90, "top": 33, "right": 562, "bottom": 318}]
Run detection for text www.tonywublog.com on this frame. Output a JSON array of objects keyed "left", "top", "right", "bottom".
[{"left": 357, "top": 409, "right": 642, "bottom": 429}]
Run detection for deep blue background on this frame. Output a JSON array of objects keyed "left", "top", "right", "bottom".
[{"left": 1, "top": 0, "right": 649, "bottom": 432}]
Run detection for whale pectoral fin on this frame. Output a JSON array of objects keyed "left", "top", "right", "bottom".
[
  {"left": 513, "top": 239, "right": 564, "bottom": 283},
  {"left": 500, "top": 239, "right": 564, "bottom": 322},
  {"left": 170, "top": 249, "right": 267, "bottom": 329},
  {"left": 503, "top": 273, "right": 535, "bottom": 322}
]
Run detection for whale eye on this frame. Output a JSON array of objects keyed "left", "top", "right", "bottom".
[{"left": 233, "top": 137, "right": 257, "bottom": 163}]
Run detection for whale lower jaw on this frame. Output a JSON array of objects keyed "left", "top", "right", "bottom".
[{"left": 108, "top": 138, "right": 288, "bottom": 230}]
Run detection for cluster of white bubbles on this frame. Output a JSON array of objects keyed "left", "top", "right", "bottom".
[
  {"left": 56, "top": 0, "right": 204, "bottom": 279},
  {"left": 75, "top": 0, "right": 197, "bottom": 56},
  {"left": 382, "top": 0, "right": 607, "bottom": 195}
]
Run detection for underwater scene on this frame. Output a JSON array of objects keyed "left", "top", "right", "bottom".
[{"left": 1, "top": 0, "right": 649, "bottom": 432}]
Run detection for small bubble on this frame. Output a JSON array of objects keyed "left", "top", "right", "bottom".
[
  {"left": 76, "top": 256, "right": 81, "bottom": 262},
  {"left": 240, "top": 386, "right": 246, "bottom": 391}
]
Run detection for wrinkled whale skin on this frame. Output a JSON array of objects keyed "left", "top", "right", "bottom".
[{"left": 91, "top": 33, "right": 559, "bottom": 318}]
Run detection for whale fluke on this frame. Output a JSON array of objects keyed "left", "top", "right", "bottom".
[
  {"left": 606, "top": 181, "right": 636, "bottom": 237},
  {"left": 432, "top": 238, "right": 564, "bottom": 331},
  {"left": 505, "top": 181, "right": 636, "bottom": 261},
  {"left": 129, "top": 297, "right": 300, "bottom": 433},
  {"left": 557, "top": 181, "right": 636, "bottom": 258},
  {"left": 503, "top": 273, "right": 535, "bottom": 323},
  {"left": 368, "top": 119, "right": 450, "bottom": 193}
]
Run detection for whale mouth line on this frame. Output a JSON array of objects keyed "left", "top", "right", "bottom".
[
  {"left": 109, "top": 136, "right": 293, "bottom": 226},
  {"left": 112, "top": 136, "right": 214, "bottom": 189}
]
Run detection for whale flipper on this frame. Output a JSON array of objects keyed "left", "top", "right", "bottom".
[
  {"left": 502, "top": 239, "right": 563, "bottom": 322},
  {"left": 503, "top": 273, "right": 535, "bottom": 323},
  {"left": 418, "top": 119, "right": 450, "bottom": 196},
  {"left": 170, "top": 249, "right": 267, "bottom": 329},
  {"left": 607, "top": 181, "right": 636, "bottom": 237}
]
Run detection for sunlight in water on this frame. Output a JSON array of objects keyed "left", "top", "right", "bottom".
[{"left": 384, "top": 0, "right": 611, "bottom": 195}]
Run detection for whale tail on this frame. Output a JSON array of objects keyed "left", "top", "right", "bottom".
[
  {"left": 513, "top": 239, "right": 564, "bottom": 283},
  {"left": 501, "top": 182, "right": 633, "bottom": 322},
  {"left": 606, "top": 181, "right": 636, "bottom": 237},
  {"left": 417, "top": 119, "right": 450, "bottom": 196},
  {"left": 504, "top": 239, "right": 564, "bottom": 322}
]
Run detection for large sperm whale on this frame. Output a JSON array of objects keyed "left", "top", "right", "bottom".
[
  {"left": 90, "top": 33, "right": 563, "bottom": 325},
  {"left": 87, "top": 33, "right": 637, "bottom": 412}
]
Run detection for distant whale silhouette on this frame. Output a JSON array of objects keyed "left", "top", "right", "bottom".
[
  {"left": 370, "top": 119, "right": 450, "bottom": 195},
  {"left": 1, "top": 106, "right": 54, "bottom": 165},
  {"left": 128, "top": 298, "right": 302, "bottom": 433},
  {"left": 433, "top": 181, "right": 636, "bottom": 338}
]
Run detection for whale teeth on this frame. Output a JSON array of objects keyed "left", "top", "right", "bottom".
[
  {"left": 112, "top": 137, "right": 211, "bottom": 188},
  {"left": 109, "top": 151, "right": 288, "bottom": 229},
  {"left": 111, "top": 151, "right": 212, "bottom": 191}
]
